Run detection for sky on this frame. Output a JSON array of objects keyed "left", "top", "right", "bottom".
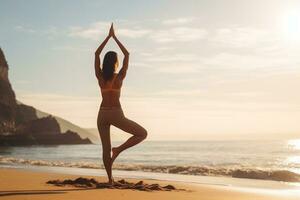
[{"left": 0, "top": 0, "right": 300, "bottom": 140}]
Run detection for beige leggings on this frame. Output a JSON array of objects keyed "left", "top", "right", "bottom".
[
  {"left": 97, "top": 107, "right": 147, "bottom": 139},
  {"left": 97, "top": 107, "right": 147, "bottom": 181}
]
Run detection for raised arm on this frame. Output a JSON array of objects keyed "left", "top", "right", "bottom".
[
  {"left": 112, "top": 28, "right": 130, "bottom": 80},
  {"left": 94, "top": 25, "right": 113, "bottom": 80}
]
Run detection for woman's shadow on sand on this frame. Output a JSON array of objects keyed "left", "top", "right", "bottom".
[{"left": 0, "top": 188, "right": 86, "bottom": 197}]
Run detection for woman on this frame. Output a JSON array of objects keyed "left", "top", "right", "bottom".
[{"left": 94, "top": 23, "right": 148, "bottom": 185}]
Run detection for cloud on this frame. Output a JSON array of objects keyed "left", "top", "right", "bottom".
[
  {"left": 152, "top": 89, "right": 203, "bottom": 96},
  {"left": 155, "top": 63, "right": 201, "bottom": 73},
  {"left": 51, "top": 45, "right": 90, "bottom": 52},
  {"left": 13, "top": 20, "right": 204, "bottom": 53},
  {"left": 143, "top": 53, "right": 199, "bottom": 62},
  {"left": 14, "top": 25, "right": 60, "bottom": 39},
  {"left": 150, "top": 27, "right": 208, "bottom": 43},
  {"left": 14, "top": 25, "right": 36, "bottom": 33},
  {"left": 211, "top": 26, "right": 278, "bottom": 48},
  {"left": 136, "top": 52, "right": 203, "bottom": 73},
  {"left": 68, "top": 21, "right": 110, "bottom": 40},
  {"left": 118, "top": 28, "right": 152, "bottom": 38},
  {"left": 135, "top": 46, "right": 300, "bottom": 76},
  {"left": 67, "top": 20, "right": 208, "bottom": 43},
  {"left": 68, "top": 21, "right": 152, "bottom": 40},
  {"left": 199, "top": 52, "right": 300, "bottom": 72},
  {"left": 162, "top": 17, "right": 197, "bottom": 25}
]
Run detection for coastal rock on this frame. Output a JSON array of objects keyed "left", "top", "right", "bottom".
[
  {"left": 0, "top": 116, "right": 91, "bottom": 145},
  {"left": 15, "top": 104, "right": 38, "bottom": 125},
  {"left": 16, "top": 115, "right": 60, "bottom": 135}
]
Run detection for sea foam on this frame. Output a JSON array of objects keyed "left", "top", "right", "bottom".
[{"left": 1, "top": 156, "right": 299, "bottom": 182}]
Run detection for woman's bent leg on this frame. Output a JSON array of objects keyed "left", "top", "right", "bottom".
[
  {"left": 97, "top": 122, "right": 113, "bottom": 184},
  {"left": 111, "top": 115, "right": 147, "bottom": 164}
]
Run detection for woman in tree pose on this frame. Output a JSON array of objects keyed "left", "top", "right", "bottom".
[{"left": 94, "top": 23, "right": 147, "bottom": 185}]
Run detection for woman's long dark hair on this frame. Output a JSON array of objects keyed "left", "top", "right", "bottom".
[{"left": 102, "top": 51, "right": 118, "bottom": 81}]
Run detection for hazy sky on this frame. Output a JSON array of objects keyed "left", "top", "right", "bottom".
[{"left": 0, "top": 0, "right": 300, "bottom": 140}]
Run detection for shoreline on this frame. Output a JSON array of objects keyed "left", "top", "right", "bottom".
[
  {"left": 1, "top": 164, "right": 300, "bottom": 195},
  {"left": 1, "top": 155, "right": 300, "bottom": 183},
  {"left": 0, "top": 167, "right": 299, "bottom": 200}
]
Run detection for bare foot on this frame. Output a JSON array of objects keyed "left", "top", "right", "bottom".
[
  {"left": 111, "top": 147, "right": 121, "bottom": 166},
  {"left": 107, "top": 178, "right": 115, "bottom": 187}
]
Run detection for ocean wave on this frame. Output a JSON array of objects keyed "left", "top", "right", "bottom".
[{"left": 0, "top": 156, "right": 299, "bottom": 182}]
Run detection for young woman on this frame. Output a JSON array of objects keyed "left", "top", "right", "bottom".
[{"left": 94, "top": 23, "right": 147, "bottom": 185}]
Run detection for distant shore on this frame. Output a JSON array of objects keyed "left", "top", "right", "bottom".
[{"left": 0, "top": 167, "right": 299, "bottom": 200}]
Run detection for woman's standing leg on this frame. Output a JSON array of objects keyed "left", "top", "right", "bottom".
[
  {"left": 97, "top": 118, "right": 113, "bottom": 184},
  {"left": 111, "top": 112, "right": 147, "bottom": 165}
]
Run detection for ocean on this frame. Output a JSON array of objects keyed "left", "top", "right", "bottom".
[{"left": 1, "top": 140, "right": 300, "bottom": 183}]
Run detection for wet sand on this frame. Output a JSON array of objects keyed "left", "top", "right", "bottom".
[{"left": 0, "top": 168, "right": 298, "bottom": 200}]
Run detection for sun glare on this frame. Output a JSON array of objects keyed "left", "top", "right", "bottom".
[
  {"left": 283, "top": 11, "right": 300, "bottom": 41},
  {"left": 288, "top": 139, "right": 300, "bottom": 150}
]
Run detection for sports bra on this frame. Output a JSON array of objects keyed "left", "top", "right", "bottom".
[
  {"left": 100, "top": 75, "right": 121, "bottom": 93},
  {"left": 101, "top": 88, "right": 120, "bottom": 92}
]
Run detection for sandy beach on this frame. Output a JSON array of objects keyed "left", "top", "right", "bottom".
[{"left": 0, "top": 168, "right": 298, "bottom": 200}]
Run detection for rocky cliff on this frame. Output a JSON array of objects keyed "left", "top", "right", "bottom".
[
  {"left": 0, "top": 47, "right": 92, "bottom": 145},
  {"left": 0, "top": 48, "right": 17, "bottom": 134}
]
